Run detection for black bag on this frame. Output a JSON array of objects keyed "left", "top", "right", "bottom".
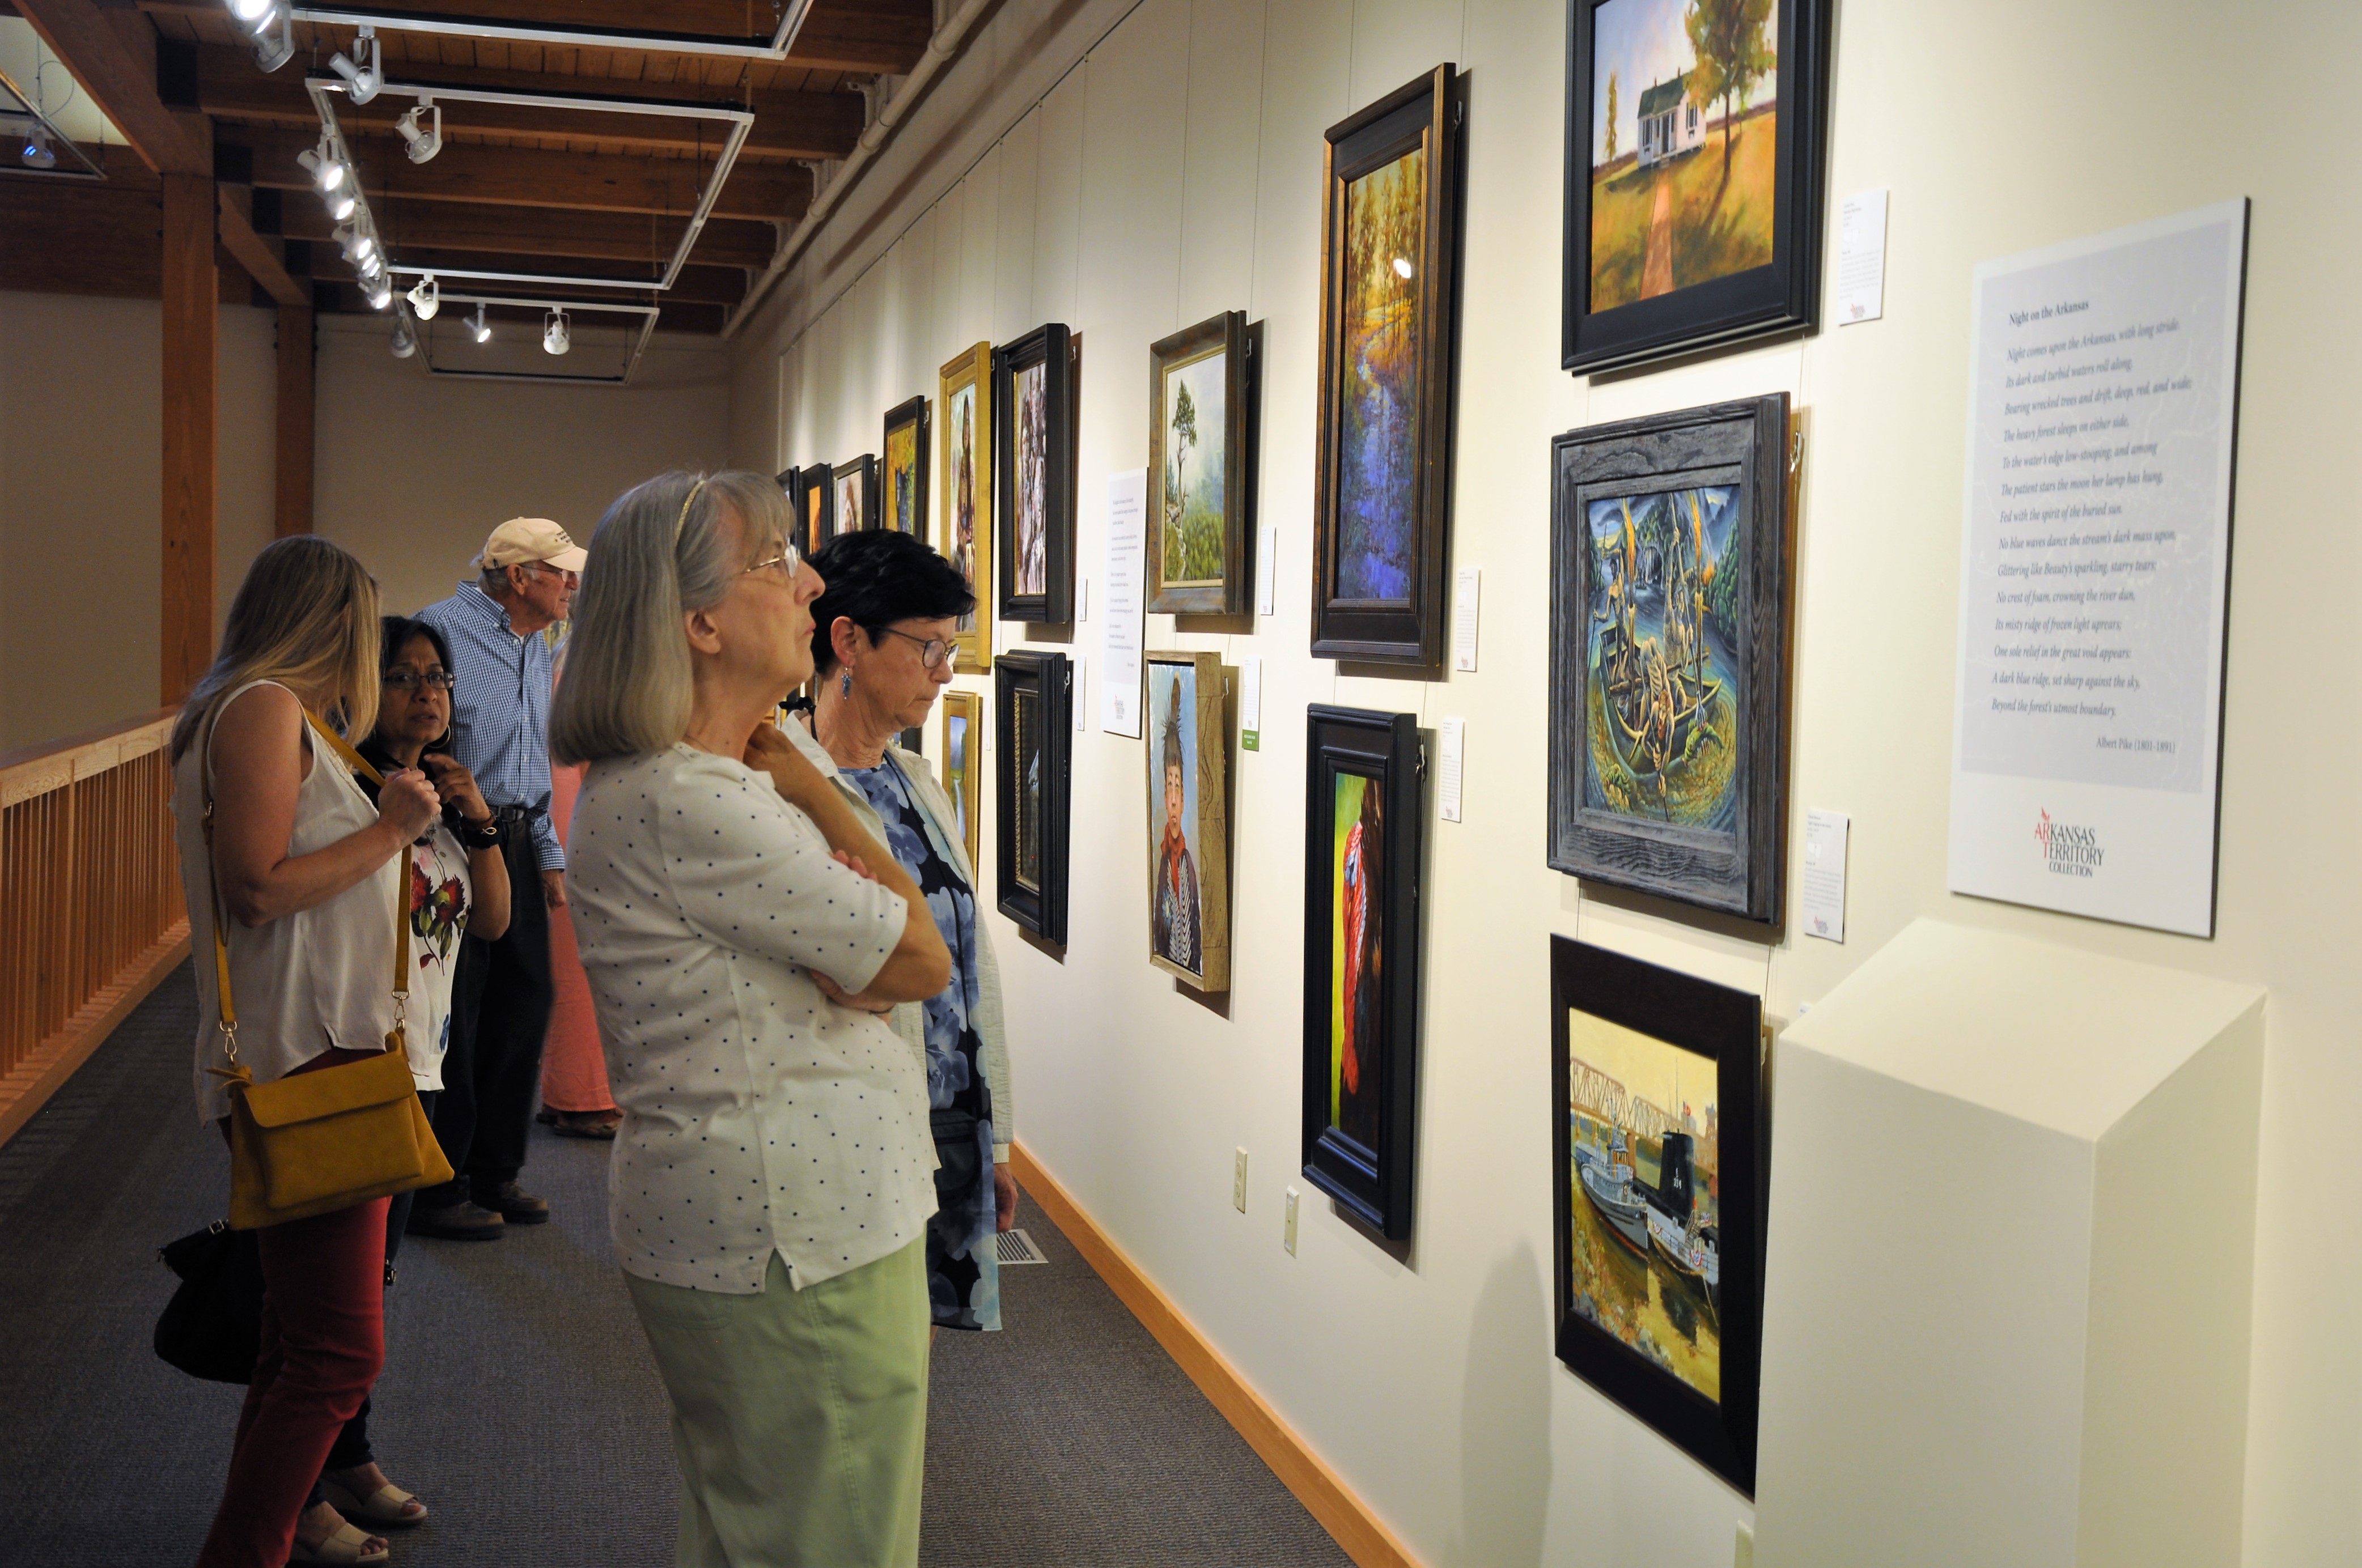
[{"left": 155, "top": 1220, "right": 264, "bottom": 1384}]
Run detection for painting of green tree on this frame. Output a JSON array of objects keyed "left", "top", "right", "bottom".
[{"left": 1159, "top": 346, "right": 1229, "bottom": 587}]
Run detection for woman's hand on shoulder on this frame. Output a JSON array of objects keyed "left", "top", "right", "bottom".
[
  {"left": 744, "top": 723, "right": 830, "bottom": 811},
  {"left": 418, "top": 754, "right": 491, "bottom": 826}
]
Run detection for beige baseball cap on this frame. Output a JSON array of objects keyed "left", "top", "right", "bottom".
[{"left": 473, "top": 516, "right": 588, "bottom": 574}]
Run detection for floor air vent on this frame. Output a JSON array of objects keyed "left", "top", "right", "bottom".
[{"left": 995, "top": 1228, "right": 1048, "bottom": 1265}]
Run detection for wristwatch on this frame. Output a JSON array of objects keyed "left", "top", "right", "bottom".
[{"left": 457, "top": 812, "right": 502, "bottom": 849}]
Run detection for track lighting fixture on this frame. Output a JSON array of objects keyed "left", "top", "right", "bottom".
[
  {"left": 330, "top": 26, "right": 383, "bottom": 105},
  {"left": 252, "top": 12, "right": 293, "bottom": 73},
  {"left": 230, "top": 0, "right": 270, "bottom": 19},
  {"left": 329, "top": 189, "right": 355, "bottom": 222},
  {"left": 20, "top": 127, "right": 55, "bottom": 171},
  {"left": 298, "top": 138, "right": 346, "bottom": 194},
  {"left": 467, "top": 304, "right": 491, "bottom": 345},
  {"left": 407, "top": 275, "right": 439, "bottom": 320},
  {"left": 390, "top": 315, "right": 417, "bottom": 359},
  {"left": 353, "top": 233, "right": 376, "bottom": 264},
  {"left": 365, "top": 278, "right": 393, "bottom": 311},
  {"left": 395, "top": 101, "right": 442, "bottom": 165},
  {"left": 541, "top": 308, "right": 570, "bottom": 356}
]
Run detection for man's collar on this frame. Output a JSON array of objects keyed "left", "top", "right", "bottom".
[{"left": 456, "top": 580, "right": 520, "bottom": 638}]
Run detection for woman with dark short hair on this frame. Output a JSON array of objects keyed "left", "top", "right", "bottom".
[{"left": 796, "top": 527, "right": 1019, "bottom": 1334}]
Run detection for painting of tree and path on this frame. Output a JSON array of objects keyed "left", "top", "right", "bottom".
[
  {"left": 1336, "top": 147, "right": 1427, "bottom": 605},
  {"left": 1588, "top": 0, "right": 1780, "bottom": 313}
]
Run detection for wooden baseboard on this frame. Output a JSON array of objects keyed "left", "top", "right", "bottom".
[
  {"left": 1009, "top": 1142, "right": 1422, "bottom": 1568},
  {"left": 0, "top": 923, "right": 190, "bottom": 1149}
]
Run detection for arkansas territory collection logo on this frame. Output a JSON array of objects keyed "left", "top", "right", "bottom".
[{"left": 2033, "top": 809, "right": 2106, "bottom": 879}]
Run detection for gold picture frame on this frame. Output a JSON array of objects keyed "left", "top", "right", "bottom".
[
  {"left": 939, "top": 342, "right": 994, "bottom": 672},
  {"left": 1145, "top": 650, "right": 1231, "bottom": 992},
  {"left": 940, "top": 689, "right": 982, "bottom": 876}
]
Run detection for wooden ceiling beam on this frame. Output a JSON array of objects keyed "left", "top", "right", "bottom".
[
  {"left": 220, "top": 126, "right": 811, "bottom": 223},
  {"left": 281, "top": 196, "right": 774, "bottom": 268},
  {"left": 311, "top": 282, "right": 727, "bottom": 335},
  {"left": 313, "top": 248, "right": 749, "bottom": 306},
  {"left": 218, "top": 184, "right": 309, "bottom": 306},
  {"left": 15, "top": 0, "right": 209, "bottom": 175},
  {"left": 194, "top": 46, "right": 862, "bottom": 160}
]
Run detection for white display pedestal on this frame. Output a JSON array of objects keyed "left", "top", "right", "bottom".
[{"left": 1752, "top": 919, "right": 2263, "bottom": 1568}]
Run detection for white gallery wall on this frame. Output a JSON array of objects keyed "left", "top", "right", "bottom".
[
  {"left": 0, "top": 293, "right": 276, "bottom": 750},
  {"left": 732, "top": 0, "right": 2362, "bottom": 1563}
]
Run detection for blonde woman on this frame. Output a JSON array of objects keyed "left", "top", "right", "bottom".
[
  {"left": 170, "top": 537, "right": 443, "bottom": 1568},
  {"left": 554, "top": 471, "right": 949, "bottom": 1567}
]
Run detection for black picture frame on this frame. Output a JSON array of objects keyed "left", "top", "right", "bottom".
[
  {"left": 994, "top": 324, "right": 1077, "bottom": 625},
  {"left": 791, "top": 461, "right": 836, "bottom": 558},
  {"left": 993, "top": 649, "right": 1071, "bottom": 944},
  {"left": 1550, "top": 937, "right": 1763, "bottom": 1494},
  {"left": 880, "top": 394, "right": 930, "bottom": 536},
  {"left": 833, "top": 453, "right": 879, "bottom": 533},
  {"left": 1562, "top": 0, "right": 1830, "bottom": 375},
  {"left": 1300, "top": 705, "right": 1423, "bottom": 1241},
  {"left": 1311, "top": 65, "right": 1466, "bottom": 669},
  {"left": 1148, "top": 309, "right": 1254, "bottom": 615},
  {"left": 1547, "top": 394, "right": 1791, "bottom": 923}
]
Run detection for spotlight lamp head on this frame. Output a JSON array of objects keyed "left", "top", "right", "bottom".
[
  {"left": 251, "top": 10, "right": 293, "bottom": 70},
  {"left": 467, "top": 304, "right": 491, "bottom": 345},
  {"left": 396, "top": 101, "right": 442, "bottom": 165},
  {"left": 542, "top": 308, "right": 570, "bottom": 356},
  {"left": 366, "top": 279, "right": 393, "bottom": 312},
  {"left": 390, "top": 316, "right": 417, "bottom": 359},
  {"left": 329, "top": 190, "right": 356, "bottom": 222},
  {"left": 330, "top": 25, "right": 383, "bottom": 105},
  {"left": 407, "top": 274, "right": 440, "bottom": 320},
  {"left": 298, "top": 138, "right": 347, "bottom": 194},
  {"left": 231, "top": 0, "right": 272, "bottom": 19},
  {"left": 20, "top": 127, "right": 55, "bottom": 171}
]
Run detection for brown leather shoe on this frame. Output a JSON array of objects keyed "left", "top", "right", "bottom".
[
  {"left": 551, "top": 1109, "right": 621, "bottom": 1140},
  {"left": 476, "top": 1180, "right": 550, "bottom": 1224},
  {"left": 406, "top": 1200, "right": 505, "bottom": 1240}
]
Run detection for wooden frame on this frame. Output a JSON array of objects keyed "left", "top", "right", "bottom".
[
  {"left": 939, "top": 689, "right": 982, "bottom": 874},
  {"left": 1300, "top": 705, "right": 1423, "bottom": 1240},
  {"left": 1311, "top": 65, "right": 1466, "bottom": 668},
  {"left": 939, "top": 343, "right": 994, "bottom": 672},
  {"left": 1562, "top": 0, "right": 1831, "bottom": 375},
  {"left": 993, "top": 650, "right": 1071, "bottom": 944},
  {"left": 833, "top": 453, "right": 878, "bottom": 533},
  {"left": 880, "top": 394, "right": 930, "bottom": 536},
  {"left": 1144, "top": 651, "right": 1231, "bottom": 992},
  {"left": 1550, "top": 937, "right": 1763, "bottom": 1494},
  {"left": 1547, "top": 394, "right": 1791, "bottom": 923},
  {"left": 1148, "top": 310, "right": 1254, "bottom": 614},
  {"left": 994, "top": 322, "right": 1077, "bottom": 625},
  {"left": 790, "top": 462, "right": 837, "bottom": 558}
]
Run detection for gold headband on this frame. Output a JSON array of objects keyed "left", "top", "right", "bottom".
[{"left": 672, "top": 477, "right": 710, "bottom": 544}]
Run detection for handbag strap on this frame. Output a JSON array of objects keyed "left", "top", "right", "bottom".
[{"left": 199, "top": 695, "right": 412, "bottom": 1068}]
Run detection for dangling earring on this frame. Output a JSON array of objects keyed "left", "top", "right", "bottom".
[{"left": 839, "top": 669, "right": 852, "bottom": 699}]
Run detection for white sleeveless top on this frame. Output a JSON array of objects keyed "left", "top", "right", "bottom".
[{"left": 173, "top": 681, "right": 402, "bottom": 1125}]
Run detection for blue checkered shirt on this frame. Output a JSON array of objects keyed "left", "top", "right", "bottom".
[{"left": 415, "top": 581, "right": 563, "bottom": 871}]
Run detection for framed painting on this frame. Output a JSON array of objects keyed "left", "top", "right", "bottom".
[
  {"left": 834, "top": 454, "right": 877, "bottom": 533},
  {"left": 994, "top": 323, "right": 1076, "bottom": 626},
  {"left": 1550, "top": 937, "right": 1763, "bottom": 1493},
  {"left": 939, "top": 343, "right": 994, "bottom": 672},
  {"left": 792, "top": 462, "right": 836, "bottom": 558},
  {"left": 993, "top": 650, "right": 1070, "bottom": 944},
  {"left": 1301, "top": 705, "right": 1423, "bottom": 1241},
  {"left": 1144, "top": 651, "right": 1231, "bottom": 992},
  {"left": 881, "top": 394, "right": 930, "bottom": 536},
  {"left": 1311, "top": 64, "right": 1466, "bottom": 669},
  {"left": 1148, "top": 310, "right": 1253, "bottom": 615},
  {"left": 940, "top": 689, "right": 982, "bottom": 874},
  {"left": 1563, "top": 0, "right": 1830, "bottom": 375},
  {"left": 1547, "top": 394, "right": 1791, "bottom": 923}
]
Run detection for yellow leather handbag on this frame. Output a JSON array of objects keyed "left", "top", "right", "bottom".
[{"left": 205, "top": 709, "right": 453, "bottom": 1230}]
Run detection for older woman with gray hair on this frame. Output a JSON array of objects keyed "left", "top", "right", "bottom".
[{"left": 551, "top": 469, "right": 950, "bottom": 1568}]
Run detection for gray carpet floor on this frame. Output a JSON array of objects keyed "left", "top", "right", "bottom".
[{"left": 0, "top": 964, "right": 1351, "bottom": 1567}]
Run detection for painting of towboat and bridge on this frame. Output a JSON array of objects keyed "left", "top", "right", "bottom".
[{"left": 1565, "top": 1008, "right": 1724, "bottom": 1404}]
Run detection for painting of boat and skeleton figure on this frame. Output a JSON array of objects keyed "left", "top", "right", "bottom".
[
  {"left": 1335, "top": 144, "right": 1428, "bottom": 605},
  {"left": 1565, "top": 1005, "right": 1723, "bottom": 1403},
  {"left": 1581, "top": 486, "right": 1743, "bottom": 830},
  {"left": 1588, "top": 0, "right": 1780, "bottom": 312}
]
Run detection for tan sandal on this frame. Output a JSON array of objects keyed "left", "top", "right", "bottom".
[
  {"left": 318, "top": 1474, "right": 428, "bottom": 1528},
  {"left": 289, "top": 1520, "right": 391, "bottom": 1564}
]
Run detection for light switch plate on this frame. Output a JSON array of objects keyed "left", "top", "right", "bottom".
[
  {"left": 1232, "top": 1148, "right": 1248, "bottom": 1213},
  {"left": 1734, "top": 1523, "right": 1754, "bottom": 1568},
  {"left": 1283, "top": 1187, "right": 1300, "bottom": 1255}
]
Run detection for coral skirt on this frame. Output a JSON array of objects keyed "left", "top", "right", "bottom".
[{"left": 541, "top": 760, "right": 616, "bottom": 1114}]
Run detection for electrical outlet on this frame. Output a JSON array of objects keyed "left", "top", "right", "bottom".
[
  {"left": 1232, "top": 1148, "right": 1248, "bottom": 1213},
  {"left": 1283, "top": 1187, "right": 1300, "bottom": 1255},
  {"left": 1733, "top": 1522, "right": 1754, "bottom": 1568}
]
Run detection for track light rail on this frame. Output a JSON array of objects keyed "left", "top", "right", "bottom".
[
  {"left": 417, "top": 290, "right": 659, "bottom": 385},
  {"left": 282, "top": 0, "right": 815, "bottom": 62}
]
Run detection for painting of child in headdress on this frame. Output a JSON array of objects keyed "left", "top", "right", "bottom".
[
  {"left": 1145, "top": 651, "right": 1230, "bottom": 991},
  {"left": 1150, "top": 672, "right": 1201, "bottom": 974}
]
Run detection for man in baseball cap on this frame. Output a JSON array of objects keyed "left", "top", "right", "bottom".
[{"left": 407, "top": 518, "right": 584, "bottom": 1239}]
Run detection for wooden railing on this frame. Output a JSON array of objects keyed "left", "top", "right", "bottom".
[{"left": 0, "top": 708, "right": 190, "bottom": 1145}]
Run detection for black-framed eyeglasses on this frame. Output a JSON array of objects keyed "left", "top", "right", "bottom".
[
  {"left": 879, "top": 628, "right": 951, "bottom": 670},
  {"left": 384, "top": 669, "right": 456, "bottom": 692}
]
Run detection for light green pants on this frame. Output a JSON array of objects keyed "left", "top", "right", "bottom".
[{"left": 625, "top": 1241, "right": 929, "bottom": 1568}]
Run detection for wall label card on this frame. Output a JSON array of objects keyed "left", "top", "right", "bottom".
[
  {"left": 1948, "top": 199, "right": 2247, "bottom": 937},
  {"left": 1241, "top": 656, "right": 1263, "bottom": 751},
  {"left": 1437, "top": 716, "right": 1464, "bottom": 823},
  {"left": 1451, "top": 567, "right": 1480, "bottom": 673},
  {"left": 1100, "top": 469, "right": 1147, "bottom": 737},
  {"left": 1837, "top": 189, "right": 1888, "bottom": 325},
  {"left": 1801, "top": 808, "right": 1848, "bottom": 942}
]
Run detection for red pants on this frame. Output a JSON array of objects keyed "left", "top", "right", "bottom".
[{"left": 196, "top": 1197, "right": 389, "bottom": 1568}]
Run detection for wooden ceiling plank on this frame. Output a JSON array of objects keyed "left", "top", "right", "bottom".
[
  {"left": 314, "top": 248, "right": 748, "bottom": 306},
  {"left": 217, "top": 184, "right": 308, "bottom": 305},
  {"left": 282, "top": 196, "right": 775, "bottom": 268}
]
